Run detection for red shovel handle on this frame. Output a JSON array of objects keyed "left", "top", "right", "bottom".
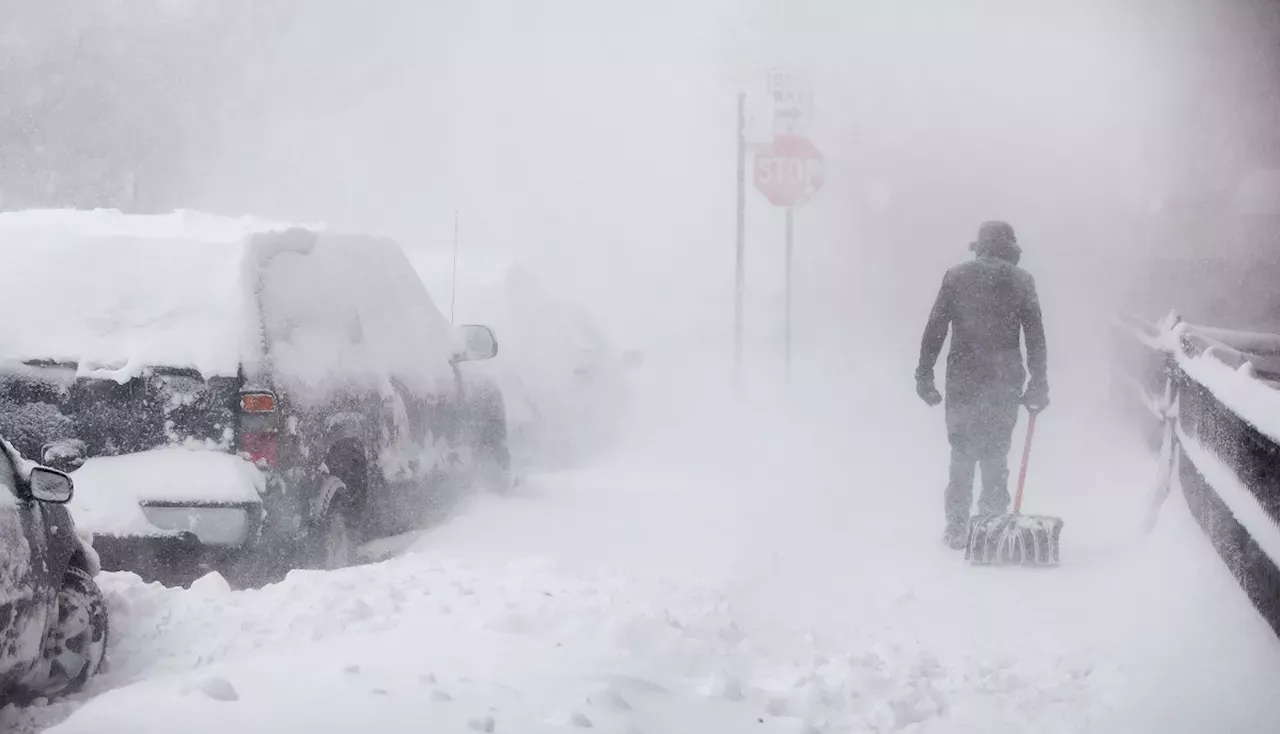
[{"left": 1012, "top": 411, "right": 1038, "bottom": 514}]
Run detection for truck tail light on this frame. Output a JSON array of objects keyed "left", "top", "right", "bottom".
[
  {"left": 241, "top": 432, "right": 278, "bottom": 467},
  {"left": 240, "top": 392, "right": 277, "bottom": 413}
]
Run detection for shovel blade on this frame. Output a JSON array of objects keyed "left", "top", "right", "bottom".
[{"left": 965, "top": 513, "right": 1064, "bottom": 566}]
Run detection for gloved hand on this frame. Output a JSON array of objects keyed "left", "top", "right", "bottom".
[
  {"left": 916, "top": 378, "right": 943, "bottom": 407},
  {"left": 1021, "top": 384, "right": 1050, "bottom": 414}
]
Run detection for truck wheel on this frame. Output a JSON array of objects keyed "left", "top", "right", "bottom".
[
  {"left": 313, "top": 477, "right": 358, "bottom": 570},
  {"left": 477, "top": 445, "right": 513, "bottom": 494},
  {"left": 19, "top": 566, "right": 109, "bottom": 699}
]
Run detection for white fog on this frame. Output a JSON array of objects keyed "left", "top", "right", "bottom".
[{"left": 2, "top": 1, "right": 1279, "bottom": 732}]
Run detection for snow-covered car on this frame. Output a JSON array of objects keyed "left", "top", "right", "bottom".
[
  {"left": 0, "top": 438, "right": 106, "bottom": 704},
  {"left": 405, "top": 252, "right": 639, "bottom": 468},
  {"left": 0, "top": 210, "right": 509, "bottom": 586}
]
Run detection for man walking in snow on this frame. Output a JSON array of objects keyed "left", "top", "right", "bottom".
[{"left": 915, "top": 221, "right": 1049, "bottom": 549}]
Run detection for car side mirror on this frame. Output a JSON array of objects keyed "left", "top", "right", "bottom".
[
  {"left": 452, "top": 324, "right": 499, "bottom": 363},
  {"left": 29, "top": 466, "right": 73, "bottom": 504}
]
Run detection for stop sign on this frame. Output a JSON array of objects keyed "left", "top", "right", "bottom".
[{"left": 753, "top": 134, "right": 825, "bottom": 208}]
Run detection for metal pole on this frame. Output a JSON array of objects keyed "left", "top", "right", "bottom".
[
  {"left": 450, "top": 209, "right": 459, "bottom": 325},
  {"left": 735, "top": 92, "right": 747, "bottom": 387},
  {"left": 784, "top": 206, "right": 794, "bottom": 375}
]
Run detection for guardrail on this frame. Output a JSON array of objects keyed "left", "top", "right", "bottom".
[{"left": 1111, "top": 312, "right": 1280, "bottom": 638}]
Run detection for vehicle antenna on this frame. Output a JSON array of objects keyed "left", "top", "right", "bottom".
[{"left": 450, "top": 209, "right": 459, "bottom": 325}]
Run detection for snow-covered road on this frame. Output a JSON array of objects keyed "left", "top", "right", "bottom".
[{"left": 8, "top": 366, "right": 1280, "bottom": 733}]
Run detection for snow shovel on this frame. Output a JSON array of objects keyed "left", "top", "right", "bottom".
[{"left": 965, "top": 411, "right": 1064, "bottom": 566}]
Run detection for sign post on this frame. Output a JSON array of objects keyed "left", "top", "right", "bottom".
[
  {"left": 735, "top": 70, "right": 820, "bottom": 385},
  {"left": 784, "top": 206, "right": 794, "bottom": 372},
  {"left": 752, "top": 133, "right": 825, "bottom": 375},
  {"left": 734, "top": 92, "right": 747, "bottom": 389}
]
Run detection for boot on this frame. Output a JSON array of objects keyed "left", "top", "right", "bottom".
[{"left": 942, "top": 519, "right": 969, "bottom": 550}]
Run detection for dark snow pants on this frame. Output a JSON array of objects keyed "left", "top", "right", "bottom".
[{"left": 943, "top": 382, "right": 1021, "bottom": 528}]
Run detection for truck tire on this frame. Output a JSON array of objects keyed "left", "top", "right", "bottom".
[
  {"left": 312, "top": 476, "right": 358, "bottom": 570},
  {"left": 18, "top": 566, "right": 109, "bottom": 700}
]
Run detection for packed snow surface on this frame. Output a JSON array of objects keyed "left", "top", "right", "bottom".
[
  {"left": 68, "top": 448, "right": 264, "bottom": 538},
  {"left": 9, "top": 364, "right": 1280, "bottom": 734}
]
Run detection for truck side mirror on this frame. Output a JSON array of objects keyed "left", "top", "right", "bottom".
[
  {"left": 29, "top": 467, "right": 73, "bottom": 504},
  {"left": 452, "top": 325, "right": 499, "bottom": 363}
]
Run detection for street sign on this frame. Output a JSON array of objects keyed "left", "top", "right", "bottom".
[
  {"left": 766, "top": 69, "right": 813, "bottom": 134},
  {"left": 753, "top": 134, "right": 825, "bottom": 208}
]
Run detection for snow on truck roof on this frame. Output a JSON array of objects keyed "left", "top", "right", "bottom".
[
  {"left": 0, "top": 209, "right": 314, "bottom": 381},
  {"left": 0, "top": 208, "right": 314, "bottom": 242},
  {"left": 0, "top": 208, "right": 459, "bottom": 387}
]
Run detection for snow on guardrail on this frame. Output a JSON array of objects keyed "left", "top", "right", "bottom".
[
  {"left": 1113, "top": 310, "right": 1280, "bottom": 639},
  {"left": 1176, "top": 348, "right": 1280, "bottom": 443},
  {"left": 1130, "top": 312, "right": 1280, "bottom": 443},
  {"left": 1177, "top": 424, "right": 1280, "bottom": 565}
]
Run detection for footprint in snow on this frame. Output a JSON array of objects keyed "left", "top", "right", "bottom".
[
  {"left": 698, "top": 673, "right": 744, "bottom": 702},
  {"left": 468, "top": 715, "right": 496, "bottom": 732},
  {"left": 546, "top": 711, "right": 595, "bottom": 729},
  {"left": 588, "top": 687, "right": 632, "bottom": 712},
  {"left": 596, "top": 674, "right": 668, "bottom": 696},
  {"left": 342, "top": 600, "right": 376, "bottom": 624},
  {"left": 188, "top": 677, "right": 238, "bottom": 702}
]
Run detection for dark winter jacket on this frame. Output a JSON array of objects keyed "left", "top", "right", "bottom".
[{"left": 915, "top": 253, "right": 1047, "bottom": 402}]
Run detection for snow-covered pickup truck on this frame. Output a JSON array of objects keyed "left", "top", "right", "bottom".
[{"left": 0, "top": 210, "right": 510, "bottom": 587}]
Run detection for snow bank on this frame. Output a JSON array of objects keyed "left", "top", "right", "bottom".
[
  {"left": 69, "top": 448, "right": 264, "bottom": 538},
  {"left": 0, "top": 209, "right": 307, "bottom": 380},
  {"left": 40, "top": 545, "right": 1117, "bottom": 734}
]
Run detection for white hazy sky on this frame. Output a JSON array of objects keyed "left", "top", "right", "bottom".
[{"left": 173, "top": 0, "right": 1276, "bottom": 365}]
